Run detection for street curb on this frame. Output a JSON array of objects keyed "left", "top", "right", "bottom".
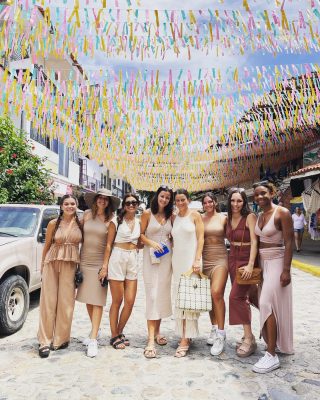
[{"left": 292, "top": 259, "right": 320, "bottom": 277}]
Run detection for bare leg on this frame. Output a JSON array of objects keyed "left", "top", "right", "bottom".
[
  {"left": 211, "top": 267, "right": 228, "bottom": 330},
  {"left": 86, "top": 304, "right": 93, "bottom": 322},
  {"left": 265, "top": 312, "right": 277, "bottom": 356},
  {"left": 243, "top": 324, "right": 253, "bottom": 338},
  {"left": 118, "top": 279, "right": 137, "bottom": 334},
  {"left": 90, "top": 305, "right": 103, "bottom": 339},
  {"left": 154, "top": 319, "right": 162, "bottom": 337},
  {"left": 180, "top": 320, "right": 189, "bottom": 347},
  {"left": 109, "top": 280, "right": 124, "bottom": 338},
  {"left": 147, "top": 320, "right": 157, "bottom": 346}
]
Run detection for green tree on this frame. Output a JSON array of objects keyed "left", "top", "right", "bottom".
[{"left": 0, "top": 116, "right": 54, "bottom": 204}]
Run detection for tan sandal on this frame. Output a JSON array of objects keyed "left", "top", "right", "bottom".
[
  {"left": 174, "top": 345, "right": 189, "bottom": 358},
  {"left": 155, "top": 335, "right": 168, "bottom": 346},
  {"left": 144, "top": 345, "right": 157, "bottom": 359},
  {"left": 236, "top": 336, "right": 257, "bottom": 358}
]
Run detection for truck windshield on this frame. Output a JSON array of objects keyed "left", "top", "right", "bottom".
[{"left": 0, "top": 207, "right": 40, "bottom": 237}]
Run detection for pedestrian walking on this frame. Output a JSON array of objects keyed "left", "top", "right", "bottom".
[
  {"left": 253, "top": 181, "right": 294, "bottom": 374},
  {"left": 99, "top": 193, "right": 141, "bottom": 350},
  {"left": 292, "top": 206, "right": 307, "bottom": 252},
  {"left": 38, "top": 195, "right": 83, "bottom": 358},
  {"left": 140, "top": 185, "right": 174, "bottom": 358},
  {"left": 171, "top": 189, "right": 204, "bottom": 358},
  {"left": 201, "top": 193, "right": 228, "bottom": 355},
  {"left": 226, "top": 189, "right": 258, "bottom": 358},
  {"left": 76, "top": 189, "right": 120, "bottom": 358}
]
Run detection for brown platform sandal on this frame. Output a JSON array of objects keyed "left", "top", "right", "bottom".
[{"left": 236, "top": 336, "right": 257, "bottom": 358}]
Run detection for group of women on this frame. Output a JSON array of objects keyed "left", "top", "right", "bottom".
[{"left": 37, "top": 182, "right": 294, "bottom": 374}]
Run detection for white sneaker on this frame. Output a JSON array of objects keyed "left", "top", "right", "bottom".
[
  {"left": 83, "top": 329, "right": 102, "bottom": 346},
  {"left": 210, "top": 333, "right": 226, "bottom": 356},
  {"left": 252, "top": 352, "right": 280, "bottom": 374},
  {"left": 86, "top": 339, "right": 98, "bottom": 358},
  {"left": 207, "top": 327, "right": 217, "bottom": 345}
]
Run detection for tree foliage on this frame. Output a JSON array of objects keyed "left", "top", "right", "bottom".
[{"left": 0, "top": 116, "right": 54, "bottom": 204}]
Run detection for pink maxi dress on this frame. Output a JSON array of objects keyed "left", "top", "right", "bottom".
[{"left": 255, "top": 207, "right": 294, "bottom": 354}]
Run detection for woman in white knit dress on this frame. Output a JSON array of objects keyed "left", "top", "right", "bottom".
[
  {"left": 171, "top": 189, "right": 204, "bottom": 358},
  {"left": 140, "top": 186, "right": 174, "bottom": 358}
]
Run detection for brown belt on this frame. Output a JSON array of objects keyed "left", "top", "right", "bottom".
[{"left": 231, "top": 241, "right": 251, "bottom": 247}]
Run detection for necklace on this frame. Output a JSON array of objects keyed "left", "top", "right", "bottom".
[{"left": 124, "top": 217, "right": 135, "bottom": 231}]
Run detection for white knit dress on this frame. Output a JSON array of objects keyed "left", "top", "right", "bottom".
[{"left": 171, "top": 213, "right": 200, "bottom": 338}]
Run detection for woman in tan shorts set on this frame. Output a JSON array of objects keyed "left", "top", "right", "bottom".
[{"left": 201, "top": 193, "right": 228, "bottom": 356}]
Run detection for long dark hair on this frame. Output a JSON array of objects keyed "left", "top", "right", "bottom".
[
  {"left": 150, "top": 186, "right": 174, "bottom": 219},
  {"left": 174, "top": 188, "right": 190, "bottom": 200},
  {"left": 202, "top": 192, "right": 220, "bottom": 212},
  {"left": 91, "top": 195, "right": 114, "bottom": 222},
  {"left": 117, "top": 193, "right": 140, "bottom": 226},
  {"left": 227, "top": 189, "right": 251, "bottom": 221},
  {"left": 52, "top": 195, "right": 84, "bottom": 242}
]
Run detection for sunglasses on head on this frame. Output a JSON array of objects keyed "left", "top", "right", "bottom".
[
  {"left": 124, "top": 200, "right": 139, "bottom": 206},
  {"left": 252, "top": 180, "right": 271, "bottom": 189},
  {"left": 159, "top": 185, "right": 173, "bottom": 191},
  {"left": 229, "top": 187, "right": 245, "bottom": 193}
]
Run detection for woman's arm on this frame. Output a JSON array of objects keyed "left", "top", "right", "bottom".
[
  {"left": 279, "top": 208, "right": 294, "bottom": 287},
  {"left": 239, "top": 213, "right": 258, "bottom": 279},
  {"left": 98, "top": 221, "right": 117, "bottom": 281},
  {"left": 140, "top": 210, "right": 163, "bottom": 252},
  {"left": 41, "top": 219, "right": 56, "bottom": 274},
  {"left": 192, "top": 212, "right": 204, "bottom": 272}
]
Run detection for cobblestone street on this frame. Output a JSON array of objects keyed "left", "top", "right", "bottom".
[{"left": 0, "top": 266, "right": 320, "bottom": 400}]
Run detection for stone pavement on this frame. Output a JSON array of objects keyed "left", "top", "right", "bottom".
[{"left": 0, "top": 266, "right": 320, "bottom": 400}]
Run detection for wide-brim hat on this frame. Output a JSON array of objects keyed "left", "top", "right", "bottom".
[{"left": 84, "top": 189, "right": 121, "bottom": 212}]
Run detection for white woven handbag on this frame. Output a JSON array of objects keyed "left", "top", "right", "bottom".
[{"left": 176, "top": 269, "right": 212, "bottom": 312}]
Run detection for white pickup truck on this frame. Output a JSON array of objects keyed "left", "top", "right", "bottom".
[{"left": 0, "top": 204, "right": 62, "bottom": 335}]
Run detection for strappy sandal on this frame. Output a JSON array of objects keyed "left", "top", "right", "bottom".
[
  {"left": 110, "top": 335, "right": 125, "bottom": 349},
  {"left": 144, "top": 345, "right": 157, "bottom": 359},
  {"left": 39, "top": 345, "right": 50, "bottom": 358},
  {"left": 155, "top": 335, "right": 167, "bottom": 346},
  {"left": 236, "top": 336, "right": 257, "bottom": 358},
  {"left": 119, "top": 334, "right": 130, "bottom": 346},
  {"left": 174, "top": 345, "right": 189, "bottom": 358}
]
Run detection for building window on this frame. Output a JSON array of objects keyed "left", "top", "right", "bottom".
[
  {"left": 30, "top": 124, "right": 50, "bottom": 149},
  {"left": 58, "top": 142, "right": 69, "bottom": 177}
]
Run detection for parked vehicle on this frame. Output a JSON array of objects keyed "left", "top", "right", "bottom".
[{"left": 0, "top": 204, "right": 82, "bottom": 335}]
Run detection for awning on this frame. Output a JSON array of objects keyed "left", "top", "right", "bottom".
[{"left": 290, "top": 163, "right": 320, "bottom": 180}]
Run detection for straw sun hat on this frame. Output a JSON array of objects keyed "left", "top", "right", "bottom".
[{"left": 84, "top": 188, "right": 121, "bottom": 212}]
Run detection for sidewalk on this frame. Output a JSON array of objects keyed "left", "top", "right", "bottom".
[
  {"left": 1, "top": 267, "right": 320, "bottom": 400},
  {"left": 292, "top": 236, "right": 320, "bottom": 277}
]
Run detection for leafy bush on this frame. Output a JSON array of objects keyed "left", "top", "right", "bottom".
[{"left": 0, "top": 116, "right": 54, "bottom": 204}]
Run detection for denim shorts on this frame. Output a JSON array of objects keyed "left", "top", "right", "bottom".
[{"left": 294, "top": 228, "right": 304, "bottom": 233}]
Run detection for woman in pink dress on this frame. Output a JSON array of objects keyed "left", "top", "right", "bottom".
[{"left": 253, "top": 181, "right": 294, "bottom": 374}]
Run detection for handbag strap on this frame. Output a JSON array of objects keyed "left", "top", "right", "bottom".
[{"left": 183, "top": 268, "right": 208, "bottom": 280}]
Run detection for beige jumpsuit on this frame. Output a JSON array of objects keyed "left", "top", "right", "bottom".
[{"left": 38, "top": 221, "right": 82, "bottom": 348}]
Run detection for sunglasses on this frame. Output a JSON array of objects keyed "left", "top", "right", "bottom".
[
  {"left": 252, "top": 181, "right": 271, "bottom": 189},
  {"left": 229, "top": 187, "right": 245, "bottom": 193},
  {"left": 159, "top": 185, "right": 173, "bottom": 191},
  {"left": 124, "top": 200, "right": 139, "bottom": 207}
]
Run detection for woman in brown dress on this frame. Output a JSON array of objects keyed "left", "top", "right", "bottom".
[
  {"left": 38, "top": 195, "right": 83, "bottom": 358},
  {"left": 226, "top": 189, "right": 258, "bottom": 358},
  {"left": 76, "top": 189, "right": 120, "bottom": 358},
  {"left": 201, "top": 193, "right": 228, "bottom": 356}
]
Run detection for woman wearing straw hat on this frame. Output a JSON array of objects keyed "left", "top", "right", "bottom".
[{"left": 76, "top": 188, "right": 120, "bottom": 358}]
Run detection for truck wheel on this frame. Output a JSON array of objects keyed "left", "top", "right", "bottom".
[{"left": 0, "top": 276, "right": 29, "bottom": 335}]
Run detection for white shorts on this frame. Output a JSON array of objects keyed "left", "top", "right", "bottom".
[{"left": 108, "top": 247, "right": 138, "bottom": 281}]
